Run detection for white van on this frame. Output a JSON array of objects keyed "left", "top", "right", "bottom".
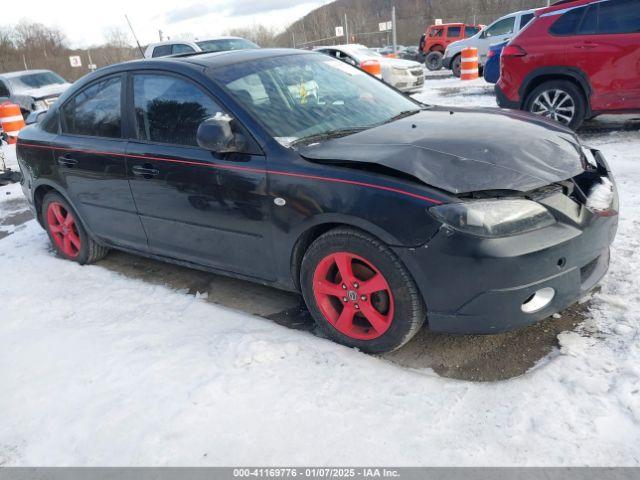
[{"left": 442, "top": 9, "right": 538, "bottom": 77}]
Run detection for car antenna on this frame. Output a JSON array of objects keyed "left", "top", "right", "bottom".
[{"left": 125, "top": 14, "right": 145, "bottom": 58}]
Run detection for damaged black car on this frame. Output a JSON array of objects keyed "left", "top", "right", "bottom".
[{"left": 16, "top": 49, "right": 618, "bottom": 353}]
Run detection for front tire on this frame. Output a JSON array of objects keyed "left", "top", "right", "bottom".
[
  {"left": 451, "top": 54, "right": 462, "bottom": 77},
  {"left": 425, "top": 51, "right": 443, "bottom": 71},
  {"left": 300, "top": 228, "right": 426, "bottom": 354},
  {"left": 42, "top": 192, "right": 109, "bottom": 264},
  {"left": 524, "top": 80, "right": 586, "bottom": 130}
]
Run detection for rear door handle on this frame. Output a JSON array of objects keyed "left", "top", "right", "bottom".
[
  {"left": 57, "top": 156, "right": 78, "bottom": 167},
  {"left": 132, "top": 164, "right": 160, "bottom": 178}
]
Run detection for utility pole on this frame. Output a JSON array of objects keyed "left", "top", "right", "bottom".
[
  {"left": 392, "top": 6, "right": 397, "bottom": 54},
  {"left": 292, "top": 31, "right": 296, "bottom": 48},
  {"left": 159, "top": 30, "right": 164, "bottom": 42},
  {"left": 344, "top": 13, "right": 349, "bottom": 44}
]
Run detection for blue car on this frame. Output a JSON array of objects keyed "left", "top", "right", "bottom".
[{"left": 484, "top": 41, "right": 508, "bottom": 84}]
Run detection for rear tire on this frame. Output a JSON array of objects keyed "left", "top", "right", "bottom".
[
  {"left": 42, "top": 192, "right": 109, "bottom": 264},
  {"left": 425, "top": 51, "right": 443, "bottom": 71},
  {"left": 524, "top": 80, "right": 586, "bottom": 130},
  {"left": 300, "top": 227, "right": 426, "bottom": 354},
  {"left": 451, "top": 54, "right": 462, "bottom": 77}
]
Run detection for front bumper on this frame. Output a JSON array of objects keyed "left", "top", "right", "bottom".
[
  {"left": 442, "top": 55, "right": 453, "bottom": 70},
  {"left": 392, "top": 72, "right": 425, "bottom": 93},
  {"left": 393, "top": 154, "right": 619, "bottom": 334}
]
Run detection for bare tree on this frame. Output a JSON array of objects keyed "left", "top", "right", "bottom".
[{"left": 227, "top": 25, "right": 278, "bottom": 47}]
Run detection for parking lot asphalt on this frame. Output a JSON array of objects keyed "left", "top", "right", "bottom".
[{"left": 2, "top": 192, "right": 589, "bottom": 382}]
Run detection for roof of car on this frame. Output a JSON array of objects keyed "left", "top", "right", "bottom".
[
  {"left": 126, "top": 48, "right": 310, "bottom": 70},
  {"left": 146, "top": 36, "right": 247, "bottom": 48},
  {"left": 540, "top": 0, "right": 594, "bottom": 14}
]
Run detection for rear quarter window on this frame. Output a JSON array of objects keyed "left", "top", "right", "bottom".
[
  {"left": 152, "top": 45, "right": 173, "bottom": 57},
  {"left": 465, "top": 26, "right": 480, "bottom": 37},
  {"left": 0, "top": 80, "right": 9, "bottom": 97}
]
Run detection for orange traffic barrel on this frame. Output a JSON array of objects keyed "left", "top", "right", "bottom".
[
  {"left": 361, "top": 60, "right": 382, "bottom": 79},
  {"left": 0, "top": 103, "right": 25, "bottom": 144},
  {"left": 460, "top": 47, "right": 479, "bottom": 81}
]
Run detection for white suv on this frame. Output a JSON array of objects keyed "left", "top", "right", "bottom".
[
  {"left": 144, "top": 36, "right": 259, "bottom": 58},
  {"left": 442, "top": 9, "right": 538, "bottom": 77}
]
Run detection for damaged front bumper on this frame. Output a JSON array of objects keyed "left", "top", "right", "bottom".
[{"left": 393, "top": 149, "right": 619, "bottom": 334}]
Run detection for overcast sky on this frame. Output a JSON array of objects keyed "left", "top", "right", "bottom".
[{"left": 4, "top": 0, "right": 324, "bottom": 47}]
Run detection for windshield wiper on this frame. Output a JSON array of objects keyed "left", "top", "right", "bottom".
[
  {"left": 291, "top": 127, "right": 369, "bottom": 147},
  {"left": 379, "top": 109, "right": 422, "bottom": 126}
]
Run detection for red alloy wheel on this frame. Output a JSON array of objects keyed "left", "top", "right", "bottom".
[
  {"left": 312, "top": 252, "right": 395, "bottom": 340},
  {"left": 46, "top": 202, "right": 82, "bottom": 258}
]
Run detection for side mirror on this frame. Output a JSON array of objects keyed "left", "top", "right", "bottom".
[
  {"left": 196, "top": 115, "right": 242, "bottom": 153},
  {"left": 26, "top": 110, "right": 47, "bottom": 125}
]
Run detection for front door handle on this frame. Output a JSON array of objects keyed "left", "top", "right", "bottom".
[
  {"left": 57, "top": 155, "right": 78, "bottom": 167},
  {"left": 132, "top": 164, "right": 160, "bottom": 178}
]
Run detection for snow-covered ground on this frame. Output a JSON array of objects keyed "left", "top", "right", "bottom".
[
  {"left": 1, "top": 79, "right": 640, "bottom": 466},
  {"left": 0, "top": 143, "right": 18, "bottom": 171}
]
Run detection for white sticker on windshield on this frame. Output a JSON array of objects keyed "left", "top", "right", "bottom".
[{"left": 324, "top": 60, "right": 364, "bottom": 76}]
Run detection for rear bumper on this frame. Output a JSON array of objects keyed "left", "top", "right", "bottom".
[{"left": 495, "top": 84, "right": 520, "bottom": 109}]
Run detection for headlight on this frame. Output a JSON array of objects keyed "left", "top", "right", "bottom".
[
  {"left": 430, "top": 199, "right": 555, "bottom": 237},
  {"left": 392, "top": 66, "right": 409, "bottom": 75},
  {"left": 33, "top": 100, "right": 48, "bottom": 111}
]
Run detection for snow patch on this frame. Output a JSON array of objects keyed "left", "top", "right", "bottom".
[{"left": 586, "top": 177, "right": 614, "bottom": 212}]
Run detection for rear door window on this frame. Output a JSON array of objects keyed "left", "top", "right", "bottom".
[
  {"left": 577, "top": 5, "right": 598, "bottom": 35},
  {"left": 61, "top": 76, "right": 121, "bottom": 138},
  {"left": 133, "top": 74, "right": 223, "bottom": 146},
  {"left": 598, "top": 0, "right": 640, "bottom": 34},
  {"left": 447, "top": 26, "right": 462, "bottom": 37},
  {"left": 152, "top": 45, "right": 173, "bottom": 57}
]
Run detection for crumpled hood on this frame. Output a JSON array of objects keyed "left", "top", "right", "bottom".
[{"left": 298, "top": 107, "right": 586, "bottom": 195}]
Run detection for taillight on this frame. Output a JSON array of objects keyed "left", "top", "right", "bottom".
[{"left": 502, "top": 45, "right": 527, "bottom": 57}]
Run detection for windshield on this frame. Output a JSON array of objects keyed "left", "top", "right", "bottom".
[
  {"left": 10, "top": 71, "right": 66, "bottom": 91},
  {"left": 214, "top": 53, "right": 420, "bottom": 145},
  {"left": 196, "top": 38, "right": 259, "bottom": 53}
]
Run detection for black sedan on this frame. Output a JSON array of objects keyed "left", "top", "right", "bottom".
[{"left": 16, "top": 49, "right": 618, "bottom": 353}]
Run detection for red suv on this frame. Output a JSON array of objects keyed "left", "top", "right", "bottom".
[
  {"left": 496, "top": 0, "right": 640, "bottom": 129},
  {"left": 421, "top": 23, "right": 481, "bottom": 70}
]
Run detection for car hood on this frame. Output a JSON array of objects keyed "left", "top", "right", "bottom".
[
  {"left": 14, "top": 83, "right": 71, "bottom": 99},
  {"left": 298, "top": 107, "right": 586, "bottom": 195},
  {"left": 378, "top": 57, "right": 422, "bottom": 69}
]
